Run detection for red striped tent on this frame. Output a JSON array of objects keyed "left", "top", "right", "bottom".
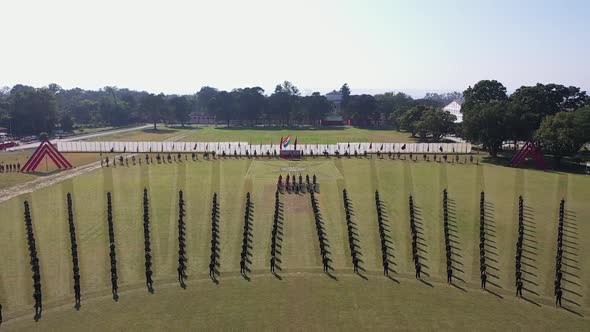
[
  {"left": 20, "top": 140, "right": 73, "bottom": 172},
  {"left": 510, "top": 141, "right": 546, "bottom": 169}
]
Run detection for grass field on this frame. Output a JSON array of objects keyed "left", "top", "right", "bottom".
[
  {"left": 0, "top": 126, "right": 194, "bottom": 189},
  {"left": 180, "top": 126, "right": 416, "bottom": 144},
  {"left": 0, "top": 152, "right": 102, "bottom": 190},
  {"left": 1, "top": 157, "right": 589, "bottom": 330},
  {"left": 86, "top": 126, "right": 194, "bottom": 142}
]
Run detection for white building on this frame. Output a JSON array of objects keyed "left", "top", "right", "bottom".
[{"left": 443, "top": 99, "right": 464, "bottom": 123}]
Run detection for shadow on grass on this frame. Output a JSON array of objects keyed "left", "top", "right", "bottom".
[{"left": 479, "top": 152, "right": 588, "bottom": 175}]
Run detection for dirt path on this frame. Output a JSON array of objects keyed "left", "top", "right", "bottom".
[{"left": 0, "top": 130, "right": 195, "bottom": 204}]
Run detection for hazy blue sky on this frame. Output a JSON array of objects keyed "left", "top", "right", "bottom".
[{"left": 1, "top": 0, "right": 588, "bottom": 96}]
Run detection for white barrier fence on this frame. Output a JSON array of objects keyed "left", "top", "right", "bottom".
[{"left": 57, "top": 141, "right": 472, "bottom": 155}]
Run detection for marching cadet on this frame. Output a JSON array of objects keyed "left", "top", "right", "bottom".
[
  {"left": 516, "top": 279, "right": 523, "bottom": 297},
  {"left": 270, "top": 256, "right": 276, "bottom": 273}
]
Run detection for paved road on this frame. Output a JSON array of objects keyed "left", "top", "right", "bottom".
[{"left": 9, "top": 125, "right": 151, "bottom": 151}]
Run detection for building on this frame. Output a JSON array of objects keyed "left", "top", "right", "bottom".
[
  {"left": 321, "top": 114, "right": 346, "bottom": 126},
  {"left": 189, "top": 113, "right": 216, "bottom": 124},
  {"left": 443, "top": 99, "right": 464, "bottom": 123}
]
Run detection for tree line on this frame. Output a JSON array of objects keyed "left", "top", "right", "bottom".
[
  {"left": 1, "top": 80, "right": 588, "bottom": 166},
  {"left": 0, "top": 82, "right": 461, "bottom": 138},
  {"left": 460, "top": 80, "right": 590, "bottom": 165}
]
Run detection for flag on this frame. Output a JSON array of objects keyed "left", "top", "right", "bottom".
[
  {"left": 205, "top": 143, "right": 209, "bottom": 150},
  {"left": 123, "top": 146, "right": 126, "bottom": 153},
  {"left": 380, "top": 144, "right": 383, "bottom": 151},
  {"left": 401, "top": 144, "right": 406, "bottom": 150},
  {"left": 193, "top": 143, "right": 197, "bottom": 150},
  {"left": 369, "top": 143, "right": 372, "bottom": 149},
  {"left": 439, "top": 146, "right": 443, "bottom": 152},
  {"left": 347, "top": 142, "right": 350, "bottom": 148},
  {"left": 172, "top": 144, "right": 175, "bottom": 151},
  {"left": 294, "top": 136, "right": 298, "bottom": 149},
  {"left": 281, "top": 135, "right": 291, "bottom": 149},
  {"left": 427, "top": 145, "right": 430, "bottom": 152}
]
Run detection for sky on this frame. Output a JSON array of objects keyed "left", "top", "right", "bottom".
[{"left": 1, "top": 0, "right": 589, "bottom": 97}]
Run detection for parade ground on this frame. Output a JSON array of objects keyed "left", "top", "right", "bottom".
[{"left": 0, "top": 127, "right": 589, "bottom": 330}]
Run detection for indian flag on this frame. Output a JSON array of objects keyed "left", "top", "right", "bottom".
[{"left": 281, "top": 135, "right": 291, "bottom": 149}]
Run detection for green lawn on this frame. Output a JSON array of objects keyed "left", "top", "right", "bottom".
[
  {"left": 180, "top": 126, "right": 416, "bottom": 144},
  {"left": 0, "top": 126, "right": 195, "bottom": 189},
  {"left": 86, "top": 126, "right": 194, "bottom": 142},
  {"left": 1, "top": 158, "right": 589, "bottom": 330},
  {"left": 0, "top": 151, "right": 104, "bottom": 189}
]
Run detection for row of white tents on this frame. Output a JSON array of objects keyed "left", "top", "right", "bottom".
[{"left": 57, "top": 141, "right": 472, "bottom": 155}]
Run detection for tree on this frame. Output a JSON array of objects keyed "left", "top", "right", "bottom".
[
  {"left": 171, "top": 96, "right": 191, "bottom": 127},
  {"left": 71, "top": 99, "right": 100, "bottom": 124},
  {"left": 303, "top": 92, "right": 332, "bottom": 123},
  {"left": 376, "top": 92, "right": 416, "bottom": 129},
  {"left": 416, "top": 109, "right": 457, "bottom": 141},
  {"left": 196, "top": 86, "right": 219, "bottom": 115},
  {"left": 209, "top": 91, "right": 236, "bottom": 127},
  {"left": 269, "top": 81, "right": 301, "bottom": 126},
  {"left": 534, "top": 108, "right": 590, "bottom": 167},
  {"left": 462, "top": 101, "right": 508, "bottom": 157},
  {"left": 463, "top": 80, "right": 507, "bottom": 109},
  {"left": 508, "top": 84, "right": 589, "bottom": 141},
  {"left": 340, "top": 83, "right": 351, "bottom": 108},
  {"left": 9, "top": 87, "right": 58, "bottom": 136},
  {"left": 461, "top": 80, "right": 509, "bottom": 156},
  {"left": 140, "top": 93, "right": 165, "bottom": 130},
  {"left": 344, "top": 94, "right": 377, "bottom": 126},
  {"left": 0, "top": 91, "right": 9, "bottom": 129},
  {"left": 423, "top": 92, "right": 463, "bottom": 107},
  {"left": 233, "top": 87, "right": 266, "bottom": 123},
  {"left": 399, "top": 105, "right": 429, "bottom": 137},
  {"left": 60, "top": 112, "right": 74, "bottom": 132}
]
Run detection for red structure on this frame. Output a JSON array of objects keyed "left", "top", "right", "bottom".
[
  {"left": 21, "top": 140, "right": 73, "bottom": 172},
  {"left": 510, "top": 141, "right": 546, "bottom": 169},
  {"left": 0, "top": 141, "right": 17, "bottom": 150}
]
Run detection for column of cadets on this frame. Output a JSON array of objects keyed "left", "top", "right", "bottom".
[
  {"left": 209, "top": 193, "right": 220, "bottom": 282},
  {"left": 24, "top": 201, "right": 42, "bottom": 321},
  {"left": 106, "top": 192, "right": 119, "bottom": 301},
  {"left": 343, "top": 189, "right": 360, "bottom": 274},
  {"left": 375, "top": 191, "right": 390, "bottom": 277},
  {"left": 515, "top": 196, "right": 524, "bottom": 297},
  {"left": 240, "top": 193, "right": 253, "bottom": 278},
  {"left": 310, "top": 190, "right": 331, "bottom": 274},
  {"left": 554, "top": 199, "right": 565, "bottom": 307},
  {"left": 408, "top": 195, "right": 421, "bottom": 280},
  {"left": 143, "top": 189, "right": 154, "bottom": 293},
  {"left": 66, "top": 193, "right": 81, "bottom": 310},
  {"left": 270, "top": 191, "right": 280, "bottom": 274},
  {"left": 443, "top": 189, "right": 453, "bottom": 284},
  {"left": 479, "top": 192, "right": 487, "bottom": 289},
  {"left": 177, "top": 190, "right": 188, "bottom": 288}
]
